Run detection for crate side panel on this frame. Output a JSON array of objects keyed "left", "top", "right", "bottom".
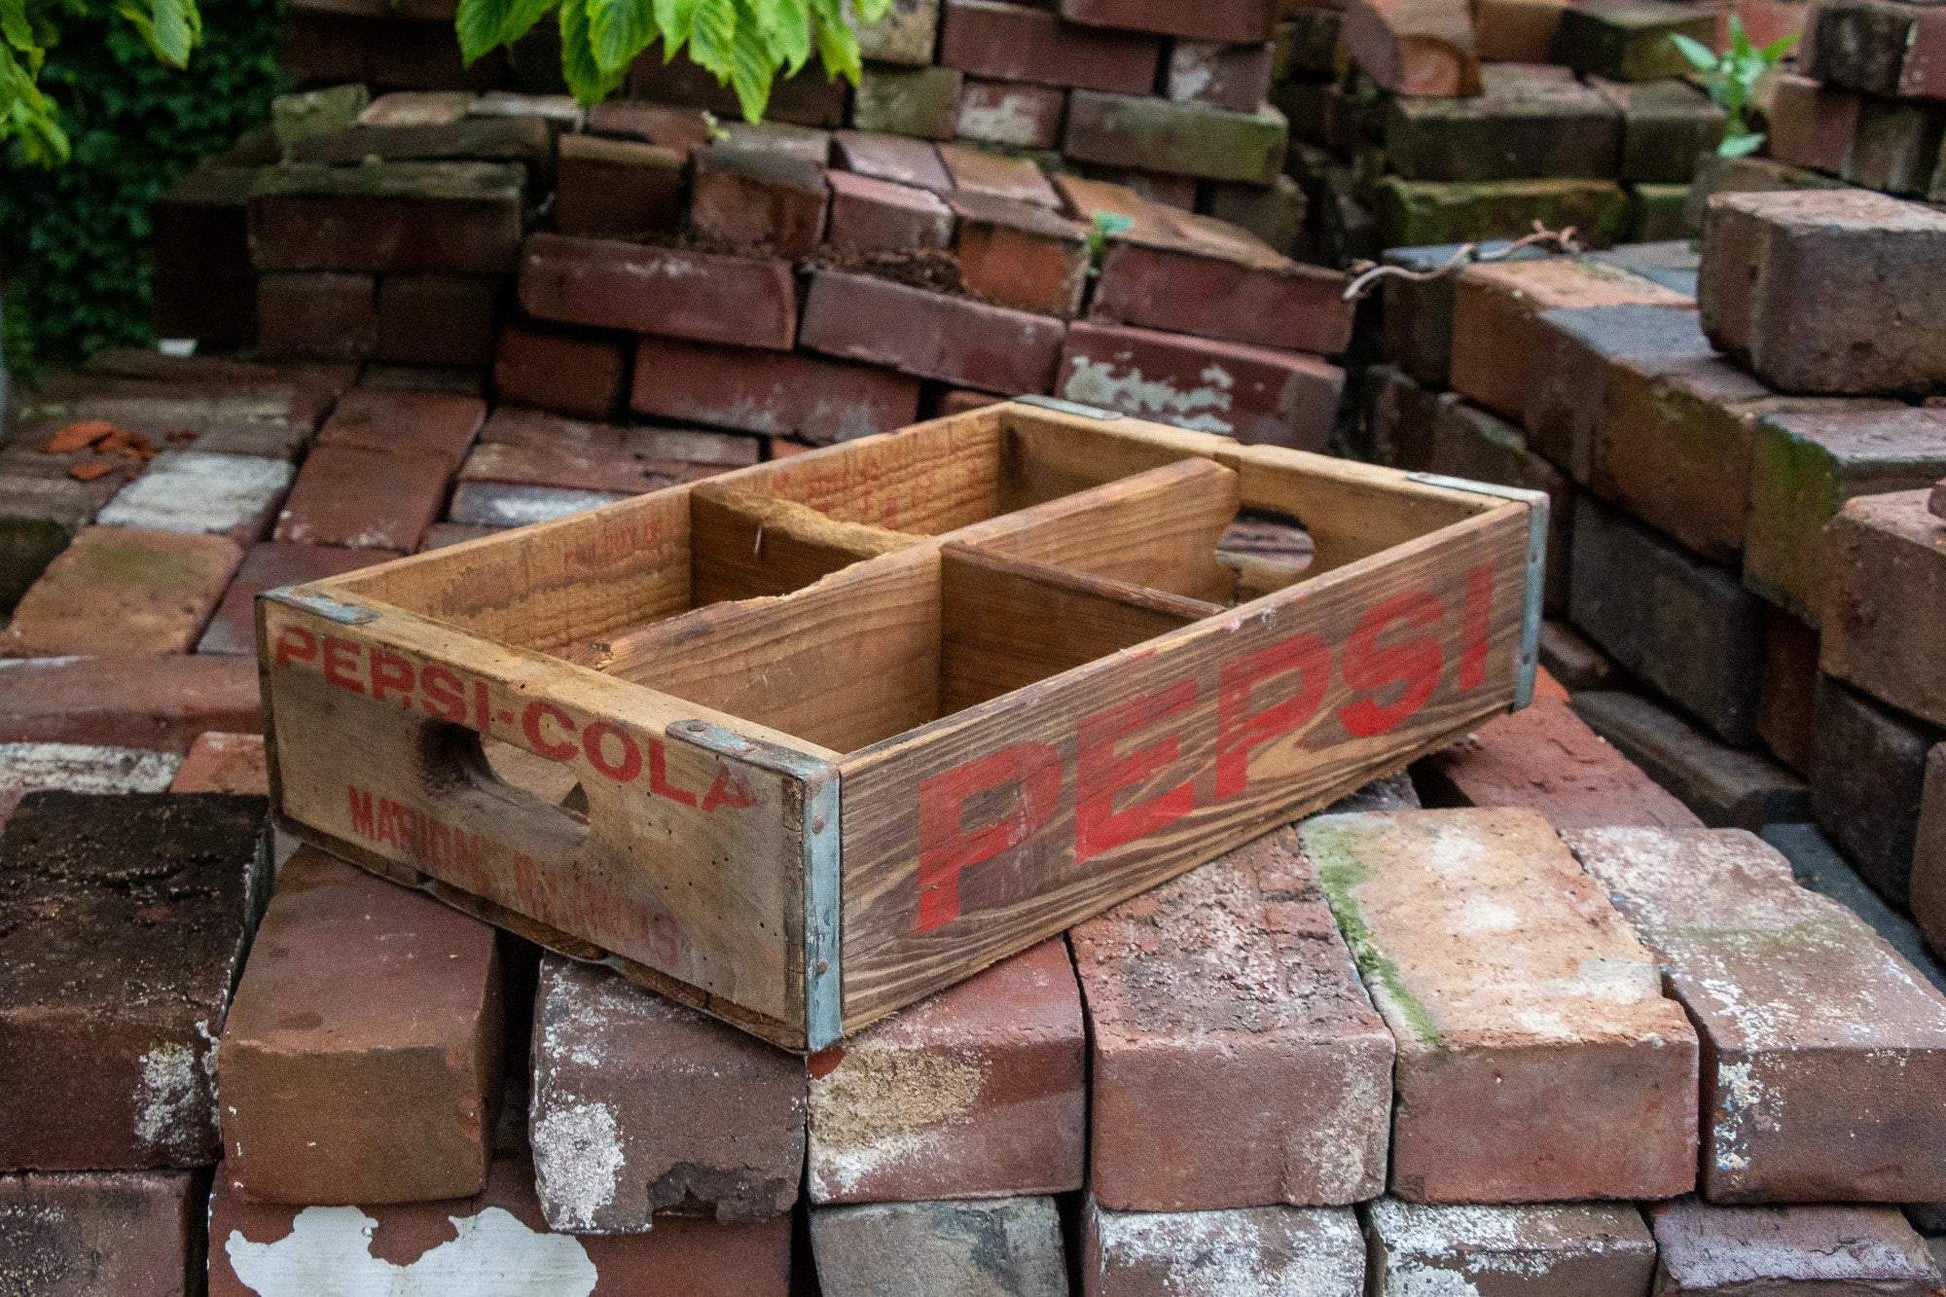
[{"left": 835, "top": 504, "right": 1531, "bottom": 1026}]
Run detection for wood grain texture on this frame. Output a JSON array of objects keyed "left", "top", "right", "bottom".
[
  {"left": 835, "top": 504, "right": 1531, "bottom": 1028},
  {"left": 688, "top": 481, "right": 920, "bottom": 607}
]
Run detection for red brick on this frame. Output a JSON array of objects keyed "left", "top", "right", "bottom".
[
  {"left": 936, "top": 142, "right": 1063, "bottom": 207},
  {"left": 1165, "top": 40, "right": 1275, "bottom": 111},
  {"left": 1425, "top": 396, "right": 1572, "bottom": 609},
  {"left": 1087, "top": 165, "right": 1200, "bottom": 209},
  {"left": 1342, "top": 0, "right": 1481, "bottom": 94},
  {"left": 1766, "top": 72, "right": 1858, "bottom": 174},
  {"left": 1367, "top": 1200, "right": 1658, "bottom": 1294},
  {"left": 373, "top": 275, "right": 500, "bottom": 368},
  {"left": 832, "top": 129, "right": 954, "bottom": 192},
  {"left": 1092, "top": 223, "right": 1354, "bottom": 355},
  {"left": 220, "top": 849, "right": 503, "bottom": 1204},
  {"left": 531, "top": 955, "right": 803, "bottom": 1230},
  {"left": 940, "top": 0, "right": 1162, "bottom": 93},
  {"left": 273, "top": 444, "right": 452, "bottom": 551},
  {"left": 1057, "top": 319, "right": 1342, "bottom": 447},
  {"left": 317, "top": 387, "right": 486, "bottom": 471},
  {"left": 1699, "top": 190, "right": 1946, "bottom": 396},
  {"left": 1299, "top": 808, "right": 1699, "bottom": 1203},
  {"left": 248, "top": 162, "right": 525, "bottom": 274},
  {"left": 1, "top": 527, "right": 242, "bottom": 658},
  {"left": 279, "top": 11, "right": 501, "bottom": 91},
  {"left": 631, "top": 335, "right": 922, "bottom": 443},
  {"left": 208, "top": 1157, "right": 792, "bottom": 1296},
  {"left": 290, "top": 114, "right": 554, "bottom": 172},
  {"left": 1902, "top": 4, "right": 1946, "bottom": 97},
  {"left": 553, "top": 134, "right": 686, "bottom": 240},
  {"left": 256, "top": 272, "right": 377, "bottom": 361},
  {"left": 169, "top": 732, "right": 268, "bottom": 794},
  {"left": 1914, "top": 745, "right": 1946, "bottom": 952},
  {"left": 808, "top": 939, "right": 1083, "bottom": 1203},
  {"left": 1933, "top": 477, "right": 1945, "bottom": 520},
  {"left": 518, "top": 233, "right": 799, "bottom": 351},
  {"left": 933, "top": 388, "right": 1005, "bottom": 416},
  {"left": 1452, "top": 258, "right": 1693, "bottom": 423},
  {"left": 1081, "top": 1198, "right": 1366, "bottom": 1296},
  {"left": 0, "top": 1170, "right": 203, "bottom": 1296},
  {"left": 1756, "top": 604, "right": 1818, "bottom": 773},
  {"left": 197, "top": 540, "right": 397, "bottom": 656},
  {"left": 1474, "top": 0, "right": 1571, "bottom": 60},
  {"left": 1061, "top": 0, "right": 1273, "bottom": 42},
  {"left": 1072, "top": 829, "right": 1392, "bottom": 1211},
  {"left": 457, "top": 440, "right": 712, "bottom": 495},
  {"left": 1416, "top": 696, "right": 1705, "bottom": 829},
  {"left": 689, "top": 147, "right": 829, "bottom": 257},
  {"left": 585, "top": 100, "right": 711, "bottom": 153},
  {"left": 493, "top": 320, "right": 630, "bottom": 418},
  {"left": 1821, "top": 490, "right": 1946, "bottom": 729},
  {"left": 956, "top": 78, "right": 1067, "bottom": 149},
  {"left": 0, "top": 655, "right": 262, "bottom": 750},
  {"left": 950, "top": 192, "right": 1091, "bottom": 316},
  {"left": 1650, "top": 1200, "right": 1941, "bottom": 1295},
  {"left": 827, "top": 170, "right": 957, "bottom": 253},
  {"left": 1054, "top": 172, "right": 1181, "bottom": 240},
  {"left": 0, "top": 791, "right": 267, "bottom": 1169},
  {"left": 1571, "top": 826, "right": 1946, "bottom": 1202},
  {"left": 799, "top": 269, "right": 1068, "bottom": 392}
]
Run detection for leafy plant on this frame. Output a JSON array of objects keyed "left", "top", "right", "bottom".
[
  {"left": 1085, "top": 211, "right": 1132, "bottom": 277},
  {"left": 3, "top": 0, "right": 204, "bottom": 165},
  {"left": 0, "top": 0, "right": 283, "bottom": 372},
  {"left": 1671, "top": 16, "right": 1798, "bottom": 158},
  {"left": 457, "top": 0, "right": 891, "bottom": 124}
]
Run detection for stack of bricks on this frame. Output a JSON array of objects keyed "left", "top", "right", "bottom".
[
  {"left": 1273, "top": 0, "right": 1734, "bottom": 260},
  {"left": 1362, "top": 185, "right": 1946, "bottom": 1001},
  {"left": 1766, "top": 0, "right": 1946, "bottom": 202},
  {"left": 160, "top": 84, "right": 1359, "bottom": 451}
]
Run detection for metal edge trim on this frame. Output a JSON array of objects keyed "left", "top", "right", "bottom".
[
  {"left": 263, "top": 587, "right": 380, "bottom": 626},
  {"left": 802, "top": 771, "right": 842, "bottom": 1051}
]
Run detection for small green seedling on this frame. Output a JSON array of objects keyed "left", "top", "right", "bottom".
[
  {"left": 1671, "top": 16, "right": 1800, "bottom": 158},
  {"left": 1087, "top": 212, "right": 1134, "bottom": 277}
]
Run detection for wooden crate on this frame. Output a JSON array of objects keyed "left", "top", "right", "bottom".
[{"left": 258, "top": 400, "right": 1546, "bottom": 1051}]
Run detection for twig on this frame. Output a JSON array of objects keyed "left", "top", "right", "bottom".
[{"left": 1340, "top": 223, "right": 1585, "bottom": 301}]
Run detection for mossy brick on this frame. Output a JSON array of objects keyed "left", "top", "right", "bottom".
[
  {"left": 1080, "top": 1199, "right": 1365, "bottom": 1297},
  {"left": 1427, "top": 397, "right": 1574, "bottom": 610},
  {"left": 1569, "top": 690, "right": 1809, "bottom": 830},
  {"left": 0, "top": 1169, "right": 203, "bottom": 1297},
  {"left": 1809, "top": 676, "right": 1943, "bottom": 905},
  {"left": 1277, "top": 8, "right": 1343, "bottom": 77},
  {"left": 1743, "top": 405, "right": 1946, "bottom": 624},
  {"left": 533, "top": 954, "right": 803, "bottom": 1230},
  {"left": 1807, "top": 0, "right": 1921, "bottom": 95},
  {"left": 1374, "top": 176, "right": 1632, "bottom": 250},
  {"left": 1379, "top": 238, "right": 1547, "bottom": 386},
  {"left": 706, "top": 119, "right": 834, "bottom": 165},
  {"left": 1070, "top": 829, "right": 1393, "bottom": 1210},
  {"left": 1552, "top": 0, "right": 1718, "bottom": 80},
  {"left": 0, "top": 791, "right": 269, "bottom": 1169},
  {"left": 518, "top": 234, "right": 799, "bottom": 350},
  {"left": 248, "top": 162, "right": 525, "bottom": 274},
  {"left": 1452, "top": 258, "right": 1694, "bottom": 425},
  {"left": 0, "top": 476, "right": 97, "bottom": 609},
  {"left": 1063, "top": 91, "right": 1288, "bottom": 183},
  {"left": 811, "top": 1197, "right": 1066, "bottom": 1297},
  {"left": 848, "top": 0, "right": 941, "bottom": 65},
  {"left": 1415, "top": 695, "right": 1707, "bottom": 830},
  {"left": 1384, "top": 64, "right": 1622, "bottom": 182},
  {"left": 1700, "top": 190, "right": 1946, "bottom": 395},
  {"left": 1767, "top": 73, "right": 1859, "bottom": 175},
  {"left": 1628, "top": 181, "right": 1691, "bottom": 242},
  {"left": 1681, "top": 153, "right": 1852, "bottom": 237},
  {"left": 1367, "top": 1200, "right": 1658, "bottom": 1295},
  {"left": 852, "top": 64, "right": 964, "bottom": 140},
  {"left": 1821, "top": 490, "right": 1946, "bottom": 730},
  {"left": 358, "top": 91, "right": 472, "bottom": 127},
  {"left": 1650, "top": 1200, "right": 1942, "bottom": 1295},
  {"left": 270, "top": 83, "right": 370, "bottom": 149},
  {"left": 940, "top": 0, "right": 1162, "bottom": 94},
  {"left": 1845, "top": 99, "right": 1946, "bottom": 196},
  {"left": 1060, "top": 0, "right": 1274, "bottom": 43},
  {"left": 1295, "top": 808, "right": 1699, "bottom": 1203},
  {"left": 1569, "top": 493, "right": 1768, "bottom": 745},
  {"left": 1, "top": 526, "right": 244, "bottom": 658},
  {"left": 807, "top": 940, "right": 1081, "bottom": 1205},
  {"left": 288, "top": 115, "right": 554, "bottom": 174},
  {"left": 1202, "top": 175, "right": 1307, "bottom": 257},
  {"left": 1592, "top": 76, "right": 1726, "bottom": 182},
  {"left": 210, "top": 1157, "right": 792, "bottom": 1297},
  {"left": 1575, "top": 826, "right": 1946, "bottom": 1202}
]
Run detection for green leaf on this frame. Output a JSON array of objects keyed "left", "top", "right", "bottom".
[
  {"left": 559, "top": 0, "right": 627, "bottom": 103},
  {"left": 726, "top": 0, "right": 773, "bottom": 118},
  {"left": 144, "top": 0, "right": 197, "bottom": 66},
  {"left": 496, "top": 0, "right": 557, "bottom": 46},
  {"left": 587, "top": 0, "right": 656, "bottom": 73},
  {"left": 1669, "top": 32, "right": 1719, "bottom": 72},
  {"left": 762, "top": 0, "right": 809, "bottom": 75},
  {"left": 652, "top": 0, "right": 698, "bottom": 57},
  {"left": 810, "top": 0, "right": 859, "bottom": 82},
  {"left": 1761, "top": 30, "right": 1800, "bottom": 59},
  {"left": 1718, "top": 130, "right": 1765, "bottom": 157},
  {"left": 1729, "top": 13, "right": 1752, "bottom": 57},
  {"left": 456, "top": 0, "right": 510, "bottom": 62},
  {"left": 688, "top": 0, "right": 737, "bottom": 79}
]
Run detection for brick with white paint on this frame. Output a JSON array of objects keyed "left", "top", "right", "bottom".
[
  {"left": 95, "top": 451, "right": 293, "bottom": 543},
  {"left": 1366, "top": 1199, "right": 1658, "bottom": 1295},
  {"left": 1080, "top": 1196, "right": 1365, "bottom": 1297}
]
